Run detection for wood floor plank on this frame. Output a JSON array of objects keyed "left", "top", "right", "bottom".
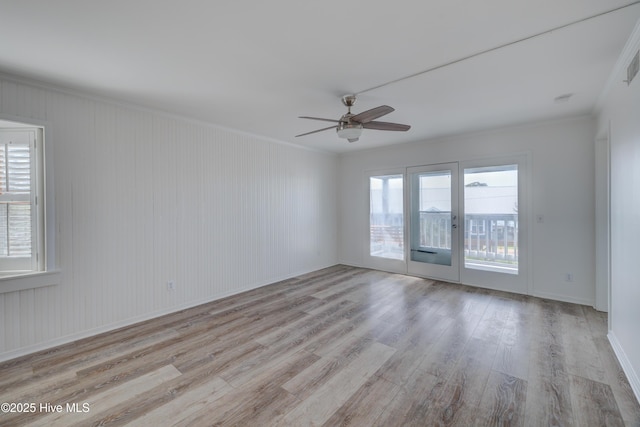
[
  {"left": 219, "top": 336, "right": 318, "bottom": 388},
  {"left": 79, "top": 339, "right": 267, "bottom": 426},
  {"left": 29, "top": 328, "right": 182, "bottom": 382},
  {"left": 474, "top": 370, "right": 528, "bottom": 427},
  {"left": 0, "top": 368, "right": 77, "bottom": 406},
  {"left": 254, "top": 299, "right": 354, "bottom": 347},
  {"left": 321, "top": 376, "right": 401, "bottom": 427},
  {"left": 311, "top": 315, "right": 382, "bottom": 359},
  {"left": 307, "top": 281, "right": 421, "bottom": 361},
  {"left": 301, "top": 302, "right": 393, "bottom": 357},
  {"left": 171, "top": 321, "right": 268, "bottom": 374},
  {"left": 569, "top": 374, "right": 625, "bottom": 427},
  {"left": 282, "top": 355, "right": 346, "bottom": 401},
  {"left": 0, "top": 265, "right": 636, "bottom": 427},
  {"left": 310, "top": 270, "right": 387, "bottom": 300},
  {"left": 421, "top": 336, "right": 499, "bottom": 426},
  {"left": 344, "top": 273, "right": 413, "bottom": 304},
  {"left": 26, "top": 364, "right": 182, "bottom": 427},
  {"left": 472, "top": 295, "right": 513, "bottom": 343},
  {"left": 559, "top": 309, "right": 607, "bottom": 383},
  {"left": 282, "top": 268, "right": 377, "bottom": 302},
  {"left": 592, "top": 335, "right": 640, "bottom": 426},
  {"left": 280, "top": 341, "right": 396, "bottom": 426},
  {"left": 492, "top": 296, "right": 532, "bottom": 381},
  {"left": 22, "top": 301, "right": 213, "bottom": 373},
  {"left": 3, "top": 347, "right": 189, "bottom": 426},
  {"left": 434, "top": 284, "right": 492, "bottom": 320},
  {"left": 218, "top": 304, "right": 371, "bottom": 387},
  {"left": 417, "top": 312, "right": 479, "bottom": 379},
  {"left": 581, "top": 305, "right": 608, "bottom": 337},
  {"left": 372, "top": 368, "right": 443, "bottom": 427},
  {"left": 523, "top": 299, "right": 576, "bottom": 427},
  {"left": 179, "top": 350, "right": 319, "bottom": 426},
  {"left": 122, "top": 376, "right": 232, "bottom": 427},
  {"left": 377, "top": 313, "right": 454, "bottom": 386},
  {"left": 0, "top": 363, "right": 32, "bottom": 388}
]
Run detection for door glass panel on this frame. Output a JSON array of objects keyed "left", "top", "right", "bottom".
[
  {"left": 411, "top": 171, "right": 452, "bottom": 266},
  {"left": 463, "top": 164, "right": 518, "bottom": 274},
  {"left": 370, "top": 174, "right": 404, "bottom": 260}
]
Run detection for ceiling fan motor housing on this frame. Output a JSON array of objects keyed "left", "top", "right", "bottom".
[{"left": 336, "top": 120, "right": 363, "bottom": 142}]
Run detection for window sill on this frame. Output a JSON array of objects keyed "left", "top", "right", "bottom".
[{"left": 0, "top": 270, "right": 61, "bottom": 294}]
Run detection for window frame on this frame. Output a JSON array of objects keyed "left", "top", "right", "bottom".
[
  {"left": 459, "top": 155, "right": 529, "bottom": 293},
  {"left": 0, "top": 128, "right": 43, "bottom": 272},
  {"left": 0, "top": 116, "right": 59, "bottom": 293},
  {"left": 364, "top": 168, "right": 407, "bottom": 274}
]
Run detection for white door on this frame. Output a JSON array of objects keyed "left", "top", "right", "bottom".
[{"left": 407, "top": 163, "right": 460, "bottom": 282}]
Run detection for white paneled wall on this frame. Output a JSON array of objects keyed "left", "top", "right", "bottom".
[
  {"left": 0, "top": 77, "right": 338, "bottom": 361},
  {"left": 596, "top": 20, "right": 640, "bottom": 402}
]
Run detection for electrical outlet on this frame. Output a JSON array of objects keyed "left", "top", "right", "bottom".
[{"left": 167, "top": 280, "right": 175, "bottom": 291}]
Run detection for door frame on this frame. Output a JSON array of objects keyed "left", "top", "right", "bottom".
[
  {"left": 362, "top": 153, "right": 530, "bottom": 296},
  {"left": 407, "top": 162, "right": 460, "bottom": 282}
]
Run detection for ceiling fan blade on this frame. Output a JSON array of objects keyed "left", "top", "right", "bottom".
[
  {"left": 295, "top": 125, "right": 337, "bottom": 138},
  {"left": 298, "top": 116, "right": 341, "bottom": 123},
  {"left": 350, "top": 105, "right": 394, "bottom": 123},
  {"left": 362, "top": 121, "right": 411, "bottom": 131}
]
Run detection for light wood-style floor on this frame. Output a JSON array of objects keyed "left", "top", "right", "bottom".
[{"left": 1, "top": 265, "right": 639, "bottom": 426}]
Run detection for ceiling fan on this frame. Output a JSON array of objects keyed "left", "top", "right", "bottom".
[{"left": 296, "top": 95, "right": 410, "bottom": 143}]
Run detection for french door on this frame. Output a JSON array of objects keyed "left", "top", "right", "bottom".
[
  {"left": 366, "top": 155, "right": 527, "bottom": 293},
  {"left": 407, "top": 163, "right": 460, "bottom": 282}
]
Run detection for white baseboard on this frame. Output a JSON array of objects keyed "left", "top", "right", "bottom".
[
  {"left": 528, "top": 290, "right": 593, "bottom": 307},
  {"left": 608, "top": 331, "right": 640, "bottom": 405},
  {"left": 0, "top": 263, "right": 337, "bottom": 364}
]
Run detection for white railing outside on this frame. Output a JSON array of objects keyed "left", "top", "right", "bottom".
[{"left": 370, "top": 212, "right": 519, "bottom": 273}]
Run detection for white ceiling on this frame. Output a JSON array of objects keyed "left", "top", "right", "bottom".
[{"left": 1, "top": 1, "right": 639, "bottom": 153}]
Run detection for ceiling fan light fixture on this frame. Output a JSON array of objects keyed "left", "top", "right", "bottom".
[{"left": 336, "top": 122, "right": 363, "bottom": 141}]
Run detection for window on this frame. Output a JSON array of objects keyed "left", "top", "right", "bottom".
[
  {"left": 0, "top": 125, "right": 44, "bottom": 275},
  {"left": 463, "top": 164, "right": 518, "bottom": 274},
  {"left": 411, "top": 170, "right": 453, "bottom": 265},
  {"left": 369, "top": 174, "right": 404, "bottom": 260}
]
